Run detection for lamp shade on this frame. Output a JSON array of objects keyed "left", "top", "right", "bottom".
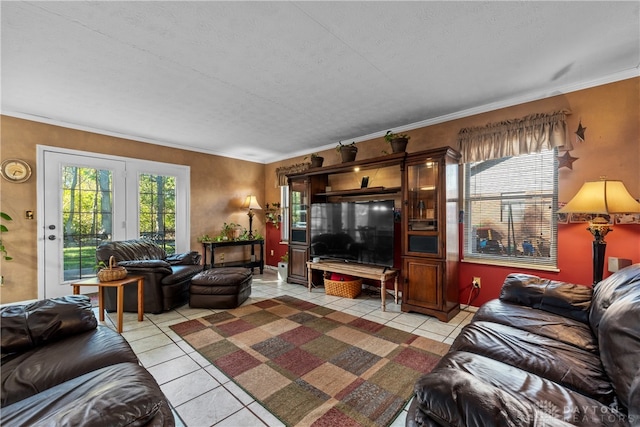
[
  {"left": 242, "top": 195, "right": 262, "bottom": 211},
  {"left": 559, "top": 180, "right": 640, "bottom": 214}
]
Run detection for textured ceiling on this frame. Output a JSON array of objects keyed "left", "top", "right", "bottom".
[{"left": 2, "top": 1, "right": 639, "bottom": 163}]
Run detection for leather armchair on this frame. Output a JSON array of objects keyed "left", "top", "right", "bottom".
[{"left": 96, "top": 239, "right": 203, "bottom": 314}]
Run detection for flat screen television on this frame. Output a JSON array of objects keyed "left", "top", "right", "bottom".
[{"left": 310, "top": 200, "right": 395, "bottom": 268}]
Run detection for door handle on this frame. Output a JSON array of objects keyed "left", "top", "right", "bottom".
[{"left": 48, "top": 235, "right": 56, "bottom": 240}]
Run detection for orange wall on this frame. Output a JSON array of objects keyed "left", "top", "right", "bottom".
[
  {"left": 266, "top": 77, "right": 640, "bottom": 305},
  {"left": 2, "top": 78, "right": 638, "bottom": 306}
]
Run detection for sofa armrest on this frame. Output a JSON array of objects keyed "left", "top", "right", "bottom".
[
  {"left": 165, "top": 251, "right": 201, "bottom": 265},
  {"left": 1, "top": 295, "right": 97, "bottom": 354},
  {"left": 117, "top": 259, "right": 172, "bottom": 274},
  {"left": 499, "top": 273, "right": 592, "bottom": 323}
]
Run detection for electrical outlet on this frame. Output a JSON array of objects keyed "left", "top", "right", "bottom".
[
  {"left": 220, "top": 253, "right": 225, "bottom": 262},
  {"left": 472, "top": 277, "right": 481, "bottom": 289},
  {"left": 270, "top": 250, "right": 274, "bottom": 256}
]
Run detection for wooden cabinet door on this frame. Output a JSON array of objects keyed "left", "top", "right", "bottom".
[
  {"left": 403, "top": 257, "right": 442, "bottom": 310},
  {"left": 288, "top": 245, "right": 309, "bottom": 285}
]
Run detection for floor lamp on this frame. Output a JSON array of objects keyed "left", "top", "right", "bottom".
[
  {"left": 559, "top": 180, "right": 640, "bottom": 285},
  {"left": 242, "top": 195, "right": 262, "bottom": 239}
]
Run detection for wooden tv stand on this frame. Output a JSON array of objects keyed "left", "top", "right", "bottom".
[{"left": 306, "top": 260, "right": 399, "bottom": 311}]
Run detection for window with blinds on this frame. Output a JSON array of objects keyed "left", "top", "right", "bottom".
[{"left": 463, "top": 148, "right": 558, "bottom": 268}]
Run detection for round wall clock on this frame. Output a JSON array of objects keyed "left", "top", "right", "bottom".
[{"left": 1, "top": 159, "right": 32, "bottom": 183}]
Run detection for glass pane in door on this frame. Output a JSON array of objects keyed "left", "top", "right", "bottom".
[
  {"left": 407, "top": 161, "right": 439, "bottom": 231},
  {"left": 139, "top": 174, "right": 176, "bottom": 254},
  {"left": 62, "top": 166, "right": 113, "bottom": 280}
]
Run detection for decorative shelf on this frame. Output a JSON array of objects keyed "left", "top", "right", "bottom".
[{"left": 316, "top": 186, "right": 401, "bottom": 197}]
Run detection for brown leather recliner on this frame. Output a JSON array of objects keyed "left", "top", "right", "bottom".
[{"left": 96, "top": 239, "right": 203, "bottom": 314}]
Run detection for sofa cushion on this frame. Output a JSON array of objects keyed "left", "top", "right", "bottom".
[
  {"left": 590, "top": 264, "right": 640, "bottom": 336},
  {"left": 1, "top": 362, "right": 173, "bottom": 427},
  {"left": 500, "top": 273, "right": 593, "bottom": 323},
  {"left": 1, "top": 325, "right": 138, "bottom": 407},
  {"left": 165, "top": 251, "right": 201, "bottom": 265},
  {"left": 597, "top": 291, "right": 640, "bottom": 412},
  {"left": 415, "top": 351, "right": 628, "bottom": 426},
  {"left": 589, "top": 264, "right": 640, "bottom": 411},
  {"left": 473, "top": 299, "right": 598, "bottom": 353},
  {"left": 0, "top": 295, "right": 97, "bottom": 354},
  {"left": 161, "top": 264, "right": 204, "bottom": 286},
  {"left": 96, "top": 239, "right": 167, "bottom": 262},
  {"left": 451, "top": 320, "right": 615, "bottom": 404}
]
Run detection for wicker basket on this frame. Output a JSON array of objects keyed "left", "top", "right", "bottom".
[
  {"left": 97, "top": 256, "right": 127, "bottom": 282},
  {"left": 324, "top": 278, "right": 362, "bottom": 298}
]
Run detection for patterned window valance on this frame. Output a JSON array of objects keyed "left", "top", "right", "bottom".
[
  {"left": 457, "top": 110, "right": 571, "bottom": 163},
  {"left": 275, "top": 162, "right": 310, "bottom": 186}
]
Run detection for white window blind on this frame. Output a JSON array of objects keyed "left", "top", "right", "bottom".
[{"left": 463, "top": 148, "right": 558, "bottom": 268}]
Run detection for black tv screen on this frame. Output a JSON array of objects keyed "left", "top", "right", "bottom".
[{"left": 310, "top": 200, "right": 395, "bottom": 267}]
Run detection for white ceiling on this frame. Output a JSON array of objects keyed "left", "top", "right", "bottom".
[{"left": 2, "top": 1, "right": 639, "bottom": 163}]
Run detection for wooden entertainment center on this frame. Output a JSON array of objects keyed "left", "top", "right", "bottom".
[{"left": 287, "top": 147, "right": 461, "bottom": 322}]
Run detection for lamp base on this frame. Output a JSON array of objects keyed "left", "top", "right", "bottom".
[{"left": 592, "top": 241, "right": 606, "bottom": 285}]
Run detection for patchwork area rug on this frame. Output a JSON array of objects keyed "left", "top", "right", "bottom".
[{"left": 170, "top": 296, "right": 449, "bottom": 427}]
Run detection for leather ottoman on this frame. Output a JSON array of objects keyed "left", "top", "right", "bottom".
[{"left": 189, "top": 267, "right": 252, "bottom": 309}]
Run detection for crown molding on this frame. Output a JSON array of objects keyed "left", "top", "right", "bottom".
[{"left": 4, "top": 67, "right": 638, "bottom": 165}]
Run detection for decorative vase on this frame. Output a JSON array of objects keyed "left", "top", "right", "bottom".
[
  {"left": 310, "top": 156, "right": 324, "bottom": 168},
  {"left": 390, "top": 138, "right": 409, "bottom": 153},
  {"left": 340, "top": 147, "right": 358, "bottom": 163}
]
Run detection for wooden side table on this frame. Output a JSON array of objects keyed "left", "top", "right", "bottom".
[
  {"left": 71, "top": 275, "right": 144, "bottom": 333},
  {"left": 306, "top": 261, "right": 399, "bottom": 312}
]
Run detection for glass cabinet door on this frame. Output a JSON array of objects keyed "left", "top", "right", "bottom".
[
  {"left": 406, "top": 160, "right": 440, "bottom": 255},
  {"left": 289, "top": 178, "right": 308, "bottom": 243},
  {"left": 407, "top": 160, "right": 439, "bottom": 231}
]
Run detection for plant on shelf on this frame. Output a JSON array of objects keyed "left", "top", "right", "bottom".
[
  {"left": 197, "top": 234, "right": 214, "bottom": 243},
  {"left": 0, "top": 212, "right": 13, "bottom": 261},
  {"left": 304, "top": 153, "right": 324, "bottom": 168},
  {"left": 280, "top": 252, "right": 289, "bottom": 263},
  {"left": 264, "top": 202, "right": 282, "bottom": 228},
  {"left": 384, "top": 130, "right": 411, "bottom": 153},
  {"left": 219, "top": 222, "right": 241, "bottom": 241},
  {"left": 336, "top": 141, "right": 358, "bottom": 163}
]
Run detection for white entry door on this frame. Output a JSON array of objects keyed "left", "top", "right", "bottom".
[{"left": 41, "top": 150, "right": 126, "bottom": 299}]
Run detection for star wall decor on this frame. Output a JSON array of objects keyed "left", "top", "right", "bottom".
[
  {"left": 575, "top": 120, "right": 587, "bottom": 142},
  {"left": 558, "top": 150, "right": 579, "bottom": 170}
]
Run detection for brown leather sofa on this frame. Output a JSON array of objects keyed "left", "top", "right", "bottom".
[
  {"left": 1, "top": 295, "right": 174, "bottom": 426},
  {"left": 96, "top": 239, "right": 203, "bottom": 313},
  {"left": 407, "top": 263, "right": 640, "bottom": 426}
]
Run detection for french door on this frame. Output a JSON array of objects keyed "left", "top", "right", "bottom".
[{"left": 38, "top": 146, "right": 190, "bottom": 299}]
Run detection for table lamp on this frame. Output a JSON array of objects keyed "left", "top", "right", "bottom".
[
  {"left": 242, "top": 195, "right": 262, "bottom": 239},
  {"left": 558, "top": 179, "right": 640, "bottom": 284}
]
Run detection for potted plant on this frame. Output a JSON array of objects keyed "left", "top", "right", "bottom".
[
  {"left": 304, "top": 153, "right": 324, "bottom": 168},
  {"left": 278, "top": 252, "right": 289, "bottom": 282},
  {"left": 264, "top": 203, "right": 281, "bottom": 228},
  {"left": 0, "top": 212, "right": 12, "bottom": 261},
  {"left": 219, "top": 222, "right": 240, "bottom": 241},
  {"left": 336, "top": 141, "right": 358, "bottom": 163},
  {"left": 384, "top": 130, "right": 410, "bottom": 153}
]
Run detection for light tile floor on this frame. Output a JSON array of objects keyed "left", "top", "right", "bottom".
[{"left": 98, "top": 269, "right": 476, "bottom": 427}]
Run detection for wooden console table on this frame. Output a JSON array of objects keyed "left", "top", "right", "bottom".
[
  {"left": 306, "top": 261, "right": 399, "bottom": 311},
  {"left": 202, "top": 239, "right": 264, "bottom": 273},
  {"left": 71, "top": 275, "right": 144, "bottom": 333}
]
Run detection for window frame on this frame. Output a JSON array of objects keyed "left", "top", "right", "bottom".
[
  {"left": 462, "top": 148, "right": 559, "bottom": 271},
  {"left": 280, "top": 185, "right": 290, "bottom": 242}
]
